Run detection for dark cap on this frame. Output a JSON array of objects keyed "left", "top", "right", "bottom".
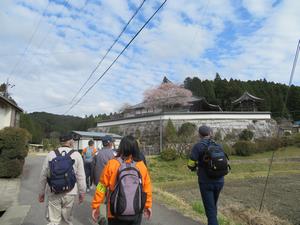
[
  {"left": 59, "top": 133, "right": 74, "bottom": 142},
  {"left": 198, "top": 125, "right": 212, "bottom": 137},
  {"left": 102, "top": 135, "right": 114, "bottom": 146}
]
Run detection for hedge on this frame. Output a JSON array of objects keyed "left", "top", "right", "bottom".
[
  {"left": 233, "top": 141, "right": 256, "bottom": 156},
  {"left": 0, "top": 127, "right": 31, "bottom": 178},
  {"left": 161, "top": 148, "right": 178, "bottom": 161}
]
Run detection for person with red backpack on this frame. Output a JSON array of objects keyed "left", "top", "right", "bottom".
[
  {"left": 188, "top": 126, "right": 230, "bottom": 225},
  {"left": 38, "top": 133, "right": 86, "bottom": 225},
  {"left": 91, "top": 135, "right": 152, "bottom": 225}
]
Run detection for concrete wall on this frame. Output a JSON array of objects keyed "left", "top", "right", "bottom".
[{"left": 93, "top": 112, "right": 277, "bottom": 154}]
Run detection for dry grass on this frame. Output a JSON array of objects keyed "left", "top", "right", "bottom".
[
  {"left": 153, "top": 186, "right": 207, "bottom": 223},
  {"left": 153, "top": 187, "right": 237, "bottom": 225},
  {"left": 221, "top": 203, "right": 292, "bottom": 225}
]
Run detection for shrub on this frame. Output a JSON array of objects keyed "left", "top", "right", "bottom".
[
  {"left": 0, "top": 127, "right": 31, "bottom": 178},
  {"left": 177, "top": 122, "right": 196, "bottom": 143},
  {"left": 291, "top": 133, "right": 300, "bottom": 145},
  {"left": 255, "top": 138, "right": 281, "bottom": 153},
  {"left": 280, "top": 135, "right": 294, "bottom": 147},
  {"left": 160, "top": 148, "right": 178, "bottom": 161},
  {"left": 165, "top": 119, "right": 178, "bottom": 144},
  {"left": 220, "top": 142, "right": 236, "bottom": 155},
  {"left": 0, "top": 158, "right": 24, "bottom": 178},
  {"left": 0, "top": 127, "right": 31, "bottom": 159},
  {"left": 214, "top": 130, "right": 222, "bottom": 141},
  {"left": 239, "top": 129, "right": 254, "bottom": 141},
  {"left": 224, "top": 131, "right": 237, "bottom": 141},
  {"left": 233, "top": 141, "right": 255, "bottom": 156}
]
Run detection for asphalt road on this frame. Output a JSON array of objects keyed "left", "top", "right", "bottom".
[{"left": 19, "top": 155, "right": 201, "bottom": 225}]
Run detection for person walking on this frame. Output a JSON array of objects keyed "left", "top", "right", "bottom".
[
  {"left": 92, "top": 135, "right": 117, "bottom": 186},
  {"left": 91, "top": 135, "right": 117, "bottom": 225},
  {"left": 38, "top": 133, "right": 86, "bottom": 225},
  {"left": 91, "top": 135, "right": 152, "bottom": 225},
  {"left": 188, "top": 126, "right": 229, "bottom": 225},
  {"left": 82, "top": 139, "right": 97, "bottom": 192}
]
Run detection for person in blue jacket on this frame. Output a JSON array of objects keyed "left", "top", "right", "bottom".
[{"left": 188, "top": 125, "right": 224, "bottom": 225}]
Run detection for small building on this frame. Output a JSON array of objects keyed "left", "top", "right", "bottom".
[
  {"left": 28, "top": 144, "right": 44, "bottom": 152},
  {"left": 71, "top": 131, "right": 122, "bottom": 152},
  {"left": 232, "top": 91, "right": 264, "bottom": 111},
  {"left": 0, "top": 94, "right": 23, "bottom": 129}
]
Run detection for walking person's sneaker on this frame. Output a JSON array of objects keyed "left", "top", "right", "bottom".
[{"left": 86, "top": 188, "right": 90, "bottom": 193}]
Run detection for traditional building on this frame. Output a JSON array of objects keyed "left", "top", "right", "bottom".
[
  {"left": 0, "top": 93, "right": 23, "bottom": 129},
  {"left": 232, "top": 91, "right": 264, "bottom": 111},
  {"left": 122, "top": 77, "right": 222, "bottom": 118}
]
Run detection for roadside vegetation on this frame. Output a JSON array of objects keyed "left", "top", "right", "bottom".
[
  {"left": 0, "top": 127, "right": 31, "bottom": 178},
  {"left": 149, "top": 146, "right": 300, "bottom": 225}
]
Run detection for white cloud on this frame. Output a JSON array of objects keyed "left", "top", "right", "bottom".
[
  {"left": 1, "top": 0, "right": 299, "bottom": 117},
  {"left": 242, "top": 0, "right": 276, "bottom": 18}
]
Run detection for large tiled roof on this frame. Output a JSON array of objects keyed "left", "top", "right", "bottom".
[{"left": 232, "top": 91, "right": 264, "bottom": 104}]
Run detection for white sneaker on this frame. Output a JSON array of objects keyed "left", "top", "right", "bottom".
[{"left": 86, "top": 188, "right": 90, "bottom": 193}]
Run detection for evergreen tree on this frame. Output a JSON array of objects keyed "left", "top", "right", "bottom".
[{"left": 164, "top": 119, "right": 177, "bottom": 143}]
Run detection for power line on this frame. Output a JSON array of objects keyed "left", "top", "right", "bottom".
[
  {"left": 259, "top": 39, "right": 300, "bottom": 212},
  {"left": 8, "top": 0, "right": 51, "bottom": 79},
  {"left": 63, "top": 0, "right": 167, "bottom": 115},
  {"left": 13, "top": 0, "right": 74, "bottom": 78},
  {"left": 69, "top": 0, "right": 146, "bottom": 104}
]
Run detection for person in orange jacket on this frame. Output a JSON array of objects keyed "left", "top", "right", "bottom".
[{"left": 91, "top": 135, "right": 152, "bottom": 225}]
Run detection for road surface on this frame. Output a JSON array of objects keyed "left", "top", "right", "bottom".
[{"left": 19, "top": 155, "right": 202, "bottom": 225}]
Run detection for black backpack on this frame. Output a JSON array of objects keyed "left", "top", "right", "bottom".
[
  {"left": 47, "top": 149, "right": 77, "bottom": 194},
  {"left": 203, "top": 141, "right": 230, "bottom": 178},
  {"left": 110, "top": 158, "right": 146, "bottom": 221}
]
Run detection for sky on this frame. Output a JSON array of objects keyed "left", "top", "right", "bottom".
[{"left": 0, "top": 0, "right": 299, "bottom": 117}]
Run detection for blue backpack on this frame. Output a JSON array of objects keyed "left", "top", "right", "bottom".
[
  {"left": 47, "top": 149, "right": 77, "bottom": 194},
  {"left": 203, "top": 141, "right": 230, "bottom": 178}
]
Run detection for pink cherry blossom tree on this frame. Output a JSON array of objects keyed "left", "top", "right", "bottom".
[{"left": 143, "top": 83, "right": 192, "bottom": 110}]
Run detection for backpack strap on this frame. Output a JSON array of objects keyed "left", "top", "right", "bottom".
[
  {"left": 54, "top": 149, "right": 61, "bottom": 156},
  {"left": 66, "top": 150, "right": 75, "bottom": 157}
]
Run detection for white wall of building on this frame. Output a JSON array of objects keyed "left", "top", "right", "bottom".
[{"left": 0, "top": 105, "right": 12, "bottom": 130}]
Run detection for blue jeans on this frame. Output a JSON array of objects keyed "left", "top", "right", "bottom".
[{"left": 199, "top": 182, "right": 224, "bottom": 225}]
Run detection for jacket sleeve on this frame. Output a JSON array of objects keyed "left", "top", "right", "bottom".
[
  {"left": 38, "top": 154, "right": 50, "bottom": 195},
  {"left": 188, "top": 144, "right": 199, "bottom": 171},
  {"left": 91, "top": 161, "right": 111, "bottom": 209},
  {"left": 75, "top": 152, "right": 86, "bottom": 194},
  {"left": 142, "top": 164, "right": 152, "bottom": 209}
]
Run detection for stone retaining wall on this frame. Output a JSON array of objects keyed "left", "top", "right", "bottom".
[{"left": 92, "top": 114, "right": 278, "bottom": 155}]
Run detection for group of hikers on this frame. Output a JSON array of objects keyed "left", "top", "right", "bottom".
[{"left": 38, "top": 125, "right": 230, "bottom": 225}]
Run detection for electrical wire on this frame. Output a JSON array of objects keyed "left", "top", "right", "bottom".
[
  {"left": 259, "top": 39, "right": 300, "bottom": 212},
  {"left": 8, "top": 0, "right": 51, "bottom": 79},
  {"left": 69, "top": 0, "right": 146, "bottom": 104},
  {"left": 63, "top": 0, "right": 167, "bottom": 115}
]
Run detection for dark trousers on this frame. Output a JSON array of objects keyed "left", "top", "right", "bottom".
[
  {"left": 84, "top": 162, "right": 92, "bottom": 188},
  {"left": 108, "top": 214, "right": 142, "bottom": 225},
  {"left": 199, "top": 182, "right": 224, "bottom": 225}
]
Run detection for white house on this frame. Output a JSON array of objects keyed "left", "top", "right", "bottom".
[{"left": 0, "top": 94, "right": 23, "bottom": 130}]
